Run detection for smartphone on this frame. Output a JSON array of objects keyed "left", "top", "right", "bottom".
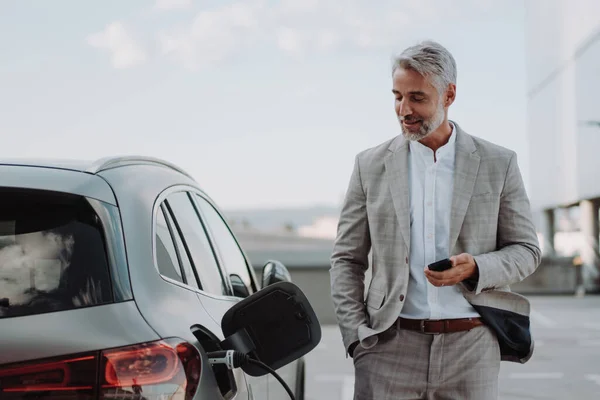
[{"left": 427, "top": 258, "right": 453, "bottom": 272}]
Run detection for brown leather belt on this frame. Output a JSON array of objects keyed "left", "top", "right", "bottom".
[{"left": 398, "top": 317, "right": 483, "bottom": 334}]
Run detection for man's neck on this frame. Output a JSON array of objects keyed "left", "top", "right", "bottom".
[{"left": 418, "top": 120, "right": 453, "bottom": 153}]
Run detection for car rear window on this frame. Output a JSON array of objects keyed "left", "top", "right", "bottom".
[{"left": 0, "top": 189, "right": 112, "bottom": 318}]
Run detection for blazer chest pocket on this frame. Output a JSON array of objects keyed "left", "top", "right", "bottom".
[{"left": 366, "top": 289, "right": 385, "bottom": 310}]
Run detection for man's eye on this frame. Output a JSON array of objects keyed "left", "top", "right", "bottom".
[{"left": 413, "top": 97, "right": 425, "bottom": 102}]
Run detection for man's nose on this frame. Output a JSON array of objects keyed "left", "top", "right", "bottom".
[{"left": 398, "top": 99, "right": 412, "bottom": 116}]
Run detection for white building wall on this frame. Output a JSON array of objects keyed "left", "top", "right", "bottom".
[{"left": 526, "top": 0, "right": 600, "bottom": 211}]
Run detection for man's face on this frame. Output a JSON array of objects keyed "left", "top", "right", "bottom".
[{"left": 392, "top": 67, "right": 447, "bottom": 141}]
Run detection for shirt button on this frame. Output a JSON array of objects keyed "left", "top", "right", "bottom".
[
  {"left": 399, "top": 294, "right": 405, "bottom": 301},
  {"left": 405, "top": 257, "right": 409, "bottom": 263}
]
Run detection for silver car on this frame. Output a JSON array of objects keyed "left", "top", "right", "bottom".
[{"left": 0, "top": 156, "right": 317, "bottom": 400}]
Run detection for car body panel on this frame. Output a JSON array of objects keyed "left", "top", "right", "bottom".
[{"left": 0, "top": 301, "right": 159, "bottom": 365}]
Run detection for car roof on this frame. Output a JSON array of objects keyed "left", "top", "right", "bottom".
[
  {"left": 0, "top": 156, "right": 195, "bottom": 180},
  {"left": 0, "top": 156, "right": 198, "bottom": 206}
]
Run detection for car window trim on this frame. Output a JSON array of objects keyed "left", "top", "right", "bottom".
[
  {"left": 88, "top": 198, "right": 133, "bottom": 302},
  {"left": 179, "top": 191, "right": 232, "bottom": 295},
  {"left": 162, "top": 201, "right": 201, "bottom": 290},
  {"left": 190, "top": 193, "right": 259, "bottom": 294},
  {"left": 157, "top": 203, "right": 189, "bottom": 286},
  {"left": 151, "top": 185, "right": 233, "bottom": 297}
]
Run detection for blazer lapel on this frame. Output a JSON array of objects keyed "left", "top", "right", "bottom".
[
  {"left": 449, "top": 123, "right": 481, "bottom": 251},
  {"left": 384, "top": 137, "right": 410, "bottom": 251}
]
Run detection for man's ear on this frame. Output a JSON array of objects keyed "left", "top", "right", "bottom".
[{"left": 445, "top": 84, "right": 457, "bottom": 107}]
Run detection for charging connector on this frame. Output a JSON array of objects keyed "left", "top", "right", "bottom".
[
  {"left": 207, "top": 350, "right": 248, "bottom": 370},
  {"left": 207, "top": 350, "right": 296, "bottom": 400}
]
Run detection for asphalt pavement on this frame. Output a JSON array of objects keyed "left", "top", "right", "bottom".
[{"left": 304, "top": 295, "right": 600, "bottom": 400}]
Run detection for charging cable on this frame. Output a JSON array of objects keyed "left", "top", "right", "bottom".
[{"left": 207, "top": 350, "right": 295, "bottom": 400}]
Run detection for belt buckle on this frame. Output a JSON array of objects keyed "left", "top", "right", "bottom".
[{"left": 420, "top": 320, "right": 441, "bottom": 335}]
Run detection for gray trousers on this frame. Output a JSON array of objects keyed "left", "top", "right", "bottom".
[{"left": 352, "top": 323, "right": 501, "bottom": 400}]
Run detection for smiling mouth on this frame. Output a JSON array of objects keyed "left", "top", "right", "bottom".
[{"left": 403, "top": 120, "right": 422, "bottom": 127}]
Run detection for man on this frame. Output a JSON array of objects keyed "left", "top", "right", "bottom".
[{"left": 330, "top": 40, "right": 541, "bottom": 400}]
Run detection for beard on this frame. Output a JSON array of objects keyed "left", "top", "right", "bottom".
[{"left": 399, "top": 101, "right": 446, "bottom": 141}]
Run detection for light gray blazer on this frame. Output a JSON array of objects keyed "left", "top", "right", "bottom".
[{"left": 330, "top": 121, "right": 541, "bottom": 363}]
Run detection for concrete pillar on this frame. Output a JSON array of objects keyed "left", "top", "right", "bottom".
[
  {"left": 579, "top": 200, "right": 600, "bottom": 292},
  {"left": 540, "top": 209, "right": 556, "bottom": 256}
]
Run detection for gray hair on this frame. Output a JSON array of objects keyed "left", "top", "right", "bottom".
[{"left": 392, "top": 40, "right": 457, "bottom": 95}]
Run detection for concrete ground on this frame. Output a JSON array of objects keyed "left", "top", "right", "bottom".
[{"left": 304, "top": 295, "right": 600, "bottom": 400}]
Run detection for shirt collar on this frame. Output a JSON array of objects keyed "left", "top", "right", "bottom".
[{"left": 409, "top": 122, "right": 456, "bottom": 162}]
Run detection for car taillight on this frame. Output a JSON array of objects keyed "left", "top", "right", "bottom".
[
  {"left": 0, "top": 338, "right": 201, "bottom": 400},
  {"left": 100, "top": 339, "right": 201, "bottom": 400},
  {"left": 0, "top": 354, "right": 97, "bottom": 397}
]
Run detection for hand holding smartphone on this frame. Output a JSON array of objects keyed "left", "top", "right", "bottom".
[{"left": 427, "top": 258, "right": 453, "bottom": 272}]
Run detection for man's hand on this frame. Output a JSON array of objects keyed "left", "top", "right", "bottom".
[{"left": 425, "top": 253, "right": 478, "bottom": 287}]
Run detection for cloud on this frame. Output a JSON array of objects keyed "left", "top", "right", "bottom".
[
  {"left": 155, "top": 0, "right": 473, "bottom": 69},
  {"left": 276, "top": 27, "right": 306, "bottom": 56},
  {"left": 87, "top": 22, "right": 147, "bottom": 69},
  {"left": 158, "top": 1, "right": 263, "bottom": 69},
  {"left": 154, "top": 0, "right": 193, "bottom": 10},
  {"left": 89, "top": 0, "right": 500, "bottom": 70},
  {"left": 157, "top": 0, "right": 353, "bottom": 67}
]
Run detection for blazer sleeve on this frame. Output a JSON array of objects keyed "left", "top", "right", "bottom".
[
  {"left": 470, "top": 152, "right": 542, "bottom": 295},
  {"left": 330, "top": 154, "right": 372, "bottom": 353}
]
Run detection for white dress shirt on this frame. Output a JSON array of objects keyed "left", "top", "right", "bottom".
[{"left": 399, "top": 123, "right": 480, "bottom": 320}]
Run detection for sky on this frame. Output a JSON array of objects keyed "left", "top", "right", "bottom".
[{"left": 0, "top": 0, "right": 528, "bottom": 210}]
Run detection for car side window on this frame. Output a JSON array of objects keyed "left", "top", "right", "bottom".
[
  {"left": 155, "top": 206, "right": 184, "bottom": 284},
  {"left": 194, "top": 195, "right": 256, "bottom": 295},
  {"left": 166, "top": 191, "right": 228, "bottom": 296}
]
